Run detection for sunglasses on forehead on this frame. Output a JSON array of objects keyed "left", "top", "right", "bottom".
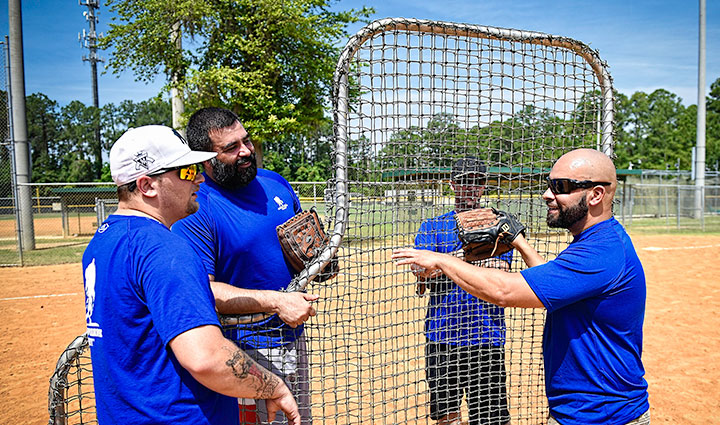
[
  {"left": 149, "top": 163, "right": 200, "bottom": 181},
  {"left": 546, "top": 177, "right": 611, "bottom": 195}
]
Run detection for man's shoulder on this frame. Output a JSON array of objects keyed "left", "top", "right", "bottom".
[
  {"left": 256, "top": 169, "right": 298, "bottom": 207},
  {"left": 559, "top": 218, "right": 631, "bottom": 272},
  {"left": 576, "top": 217, "right": 629, "bottom": 250},
  {"left": 103, "top": 214, "right": 165, "bottom": 236},
  {"left": 425, "top": 210, "right": 456, "bottom": 223},
  {"left": 195, "top": 175, "right": 220, "bottom": 201},
  {"left": 418, "top": 211, "right": 456, "bottom": 233},
  {"left": 194, "top": 178, "right": 235, "bottom": 211},
  {"left": 257, "top": 168, "right": 291, "bottom": 185},
  {"left": 100, "top": 216, "right": 194, "bottom": 257}
]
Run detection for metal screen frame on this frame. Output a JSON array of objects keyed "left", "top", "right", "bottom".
[
  {"left": 334, "top": 18, "right": 614, "bottom": 155},
  {"left": 47, "top": 18, "right": 616, "bottom": 425}
]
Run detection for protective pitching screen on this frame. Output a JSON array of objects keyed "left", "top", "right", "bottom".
[
  {"left": 47, "top": 18, "right": 613, "bottom": 425},
  {"left": 48, "top": 335, "right": 96, "bottom": 425},
  {"left": 307, "top": 19, "right": 613, "bottom": 424}
]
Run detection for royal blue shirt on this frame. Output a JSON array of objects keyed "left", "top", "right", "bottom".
[
  {"left": 83, "top": 215, "right": 238, "bottom": 425},
  {"left": 173, "top": 169, "right": 303, "bottom": 349},
  {"left": 415, "top": 210, "right": 512, "bottom": 346},
  {"left": 521, "top": 217, "right": 649, "bottom": 425}
]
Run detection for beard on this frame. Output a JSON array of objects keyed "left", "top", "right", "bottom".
[
  {"left": 547, "top": 195, "right": 588, "bottom": 229},
  {"left": 210, "top": 153, "right": 258, "bottom": 189}
]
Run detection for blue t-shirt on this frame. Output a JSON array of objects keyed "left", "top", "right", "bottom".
[
  {"left": 172, "top": 169, "right": 303, "bottom": 349},
  {"left": 83, "top": 215, "right": 238, "bottom": 425},
  {"left": 415, "top": 210, "right": 513, "bottom": 346},
  {"left": 521, "top": 217, "right": 649, "bottom": 425}
]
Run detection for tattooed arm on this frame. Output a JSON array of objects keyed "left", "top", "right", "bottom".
[{"left": 169, "top": 325, "right": 300, "bottom": 425}]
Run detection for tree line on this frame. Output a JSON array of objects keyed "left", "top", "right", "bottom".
[
  {"left": 368, "top": 81, "right": 720, "bottom": 178},
  {"left": 19, "top": 78, "right": 720, "bottom": 185},
  {"left": 7, "top": 0, "right": 720, "bottom": 184}
]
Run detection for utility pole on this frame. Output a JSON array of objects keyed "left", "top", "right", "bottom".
[
  {"left": 694, "top": 0, "right": 706, "bottom": 221},
  {"left": 79, "top": 0, "right": 104, "bottom": 179},
  {"left": 9, "top": 0, "right": 35, "bottom": 250}
]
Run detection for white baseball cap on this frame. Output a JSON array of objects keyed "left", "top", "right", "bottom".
[{"left": 110, "top": 125, "right": 217, "bottom": 186}]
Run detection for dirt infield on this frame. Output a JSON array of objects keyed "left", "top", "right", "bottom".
[{"left": 1, "top": 234, "right": 718, "bottom": 425}]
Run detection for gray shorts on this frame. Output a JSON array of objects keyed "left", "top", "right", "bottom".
[
  {"left": 548, "top": 410, "right": 649, "bottom": 425},
  {"left": 241, "top": 334, "right": 312, "bottom": 425}
]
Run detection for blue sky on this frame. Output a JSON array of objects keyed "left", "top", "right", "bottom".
[{"left": 0, "top": 0, "right": 717, "bottom": 107}]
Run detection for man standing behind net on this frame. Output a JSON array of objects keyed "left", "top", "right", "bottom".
[
  {"left": 173, "top": 107, "right": 316, "bottom": 425},
  {"left": 394, "top": 148, "right": 650, "bottom": 425},
  {"left": 413, "top": 158, "right": 511, "bottom": 425},
  {"left": 83, "top": 125, "right": 300, "bottom": 425}
]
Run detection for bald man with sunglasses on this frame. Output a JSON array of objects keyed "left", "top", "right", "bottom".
[
  {"left": 83, "top": 126, "right": 300, "bottom": 425},
  {"left": 394, "top": 148, "right": 650, "bottom": 425}
]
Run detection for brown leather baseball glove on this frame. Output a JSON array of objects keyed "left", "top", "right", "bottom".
[
  {"left": 455, "top": 207, "right": 526, "bottom": 262},
  {"left": 276, "top": 208, "right": 338, "bottom": 282}
]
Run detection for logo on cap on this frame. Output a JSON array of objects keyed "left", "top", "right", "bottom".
[
  {"left": 133, "top": 151, "right": 156, "bottom": 170},
  {"left": 172, "top": 129, "right": 189, "bottom": 145}
]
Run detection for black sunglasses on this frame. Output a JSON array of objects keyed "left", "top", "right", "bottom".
[{"left": 546, "top": 177, "right": 611, "bottom": 195}]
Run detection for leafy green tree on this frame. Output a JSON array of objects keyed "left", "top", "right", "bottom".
[
  {"left": 707, "top": 77, "right": 720, "bottom": 170},
  {"left": 102, "top": 96, "right": 172, "bottom": 151},
  {"left": 377, "top": 113, "right": 465, "bottom": 175},
  {"left": 262, "top": 118, "right": 334, "bottom": 181},
  {"left": 101, "top": 0, "right": 372, "bottom": 174},
  {"left": 100, "top": 1, "right": 206, "bottom": 84},
  {"left": 614, "top": 89, "right": 692, "bottom": 170},
  {"left": 26, "top": 93, "right": 62, "bottom": 182},
  {"left": 24, "top": 93, "right": 171, "bottom": 183},
  {"left": 376, "top": 107, "right": 575, "bottom": 184},
  {"left": 26, "top": 96, "right": 99, "bottom": 183},
  {"left": 56, "top": 101, "right": 98, "bottom": 182}
]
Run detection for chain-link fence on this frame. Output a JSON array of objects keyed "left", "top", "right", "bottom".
[
  {"left": 0, "top": 183, "right": 115, "bottom": 266},
  {"left": 618, "top": 183, "right": 720, "bottom": 231},
  {"left": 0, "top": 37, "right": 20, "bottom": 266},
  {"left": 0, "top": 181, "right": 332, "bottom": 266},
  {"left": 617, "top": 171, "right": 720, "bottom": 232},
  {"left": 3, "top": 177, "right": 718, "bottom": 267}
]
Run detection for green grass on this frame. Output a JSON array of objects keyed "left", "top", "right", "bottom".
[
  {"left": 0, "top": 238, "right": 91, "bottom": 266},
  {"left": 0, "top": 238, "right": 20, "bottom": 247},
  {"left": 620, "top": 215, "right": 720, "bottom": 235},
  {"left": 2, "top": 212, "right": 718, "bottom": 267}
]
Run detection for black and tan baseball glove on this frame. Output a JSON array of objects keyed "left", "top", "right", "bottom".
[
  {"left": 455, "top": 207, "right": 526, "bottom": 262},
  {"left": 276, "top": 207, "right": 339, "bottom": 282}
]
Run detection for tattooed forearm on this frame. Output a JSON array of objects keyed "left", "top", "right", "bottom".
[
  {"left": 225, "top": 347, "right": 281, "bottom": 399},
  {"left": 226, "top": 349, "right": 251, "bottom": 379},
  {"left": 248, "top": 363, "right": 281, "bottom": 399}
]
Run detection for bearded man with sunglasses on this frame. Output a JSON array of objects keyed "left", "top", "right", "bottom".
[
  {"left": 394, "top": 148, "right": 650, "bottom": 425},
  {"left": 83, "top": 125, "right": 300, "bottom": 425},
  {"left": 173, "top": 108, "right": 317, "bottom": 425}
]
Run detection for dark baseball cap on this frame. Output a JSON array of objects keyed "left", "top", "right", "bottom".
[{"left": 451, "top": 157, "right": 487, "bottom": 183}]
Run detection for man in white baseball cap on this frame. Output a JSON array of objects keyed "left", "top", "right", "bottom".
[
  {"left": 83, "top": 125, "right": 301, "bottom": 425},
  {"left": 110, "top": 125, "right": 216, "bottom": 186}
]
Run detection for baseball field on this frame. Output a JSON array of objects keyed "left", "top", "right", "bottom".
[{"left": 1, "top": 233, "right": 718, "bottom": 424}]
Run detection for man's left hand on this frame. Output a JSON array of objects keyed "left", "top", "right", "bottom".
[
  {"left": 272, "top": 292, "right": 319, "bottom": 328},
  {"left": 393, "top": 248, "right": 447, "bottom": 275}
]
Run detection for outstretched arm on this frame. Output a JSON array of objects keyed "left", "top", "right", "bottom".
[
  {"left": 393, "top": 249, "right": 543, "bottom": 308},
  {"left": 209, "top": 276, "right": 318, "bottom": 327},
  {"left": 170, "top": 325, "right": 301, "bottom": 425}
]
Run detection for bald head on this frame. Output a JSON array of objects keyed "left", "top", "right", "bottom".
[
  {"left": 554, "top": 149, "right": 616, "bottom": 181},
  {"left": 544, "top": 148, "right": 618, "bottom": 234},
  {"left": 552, "top": 148, "right": 617, "bottom": 202}
]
